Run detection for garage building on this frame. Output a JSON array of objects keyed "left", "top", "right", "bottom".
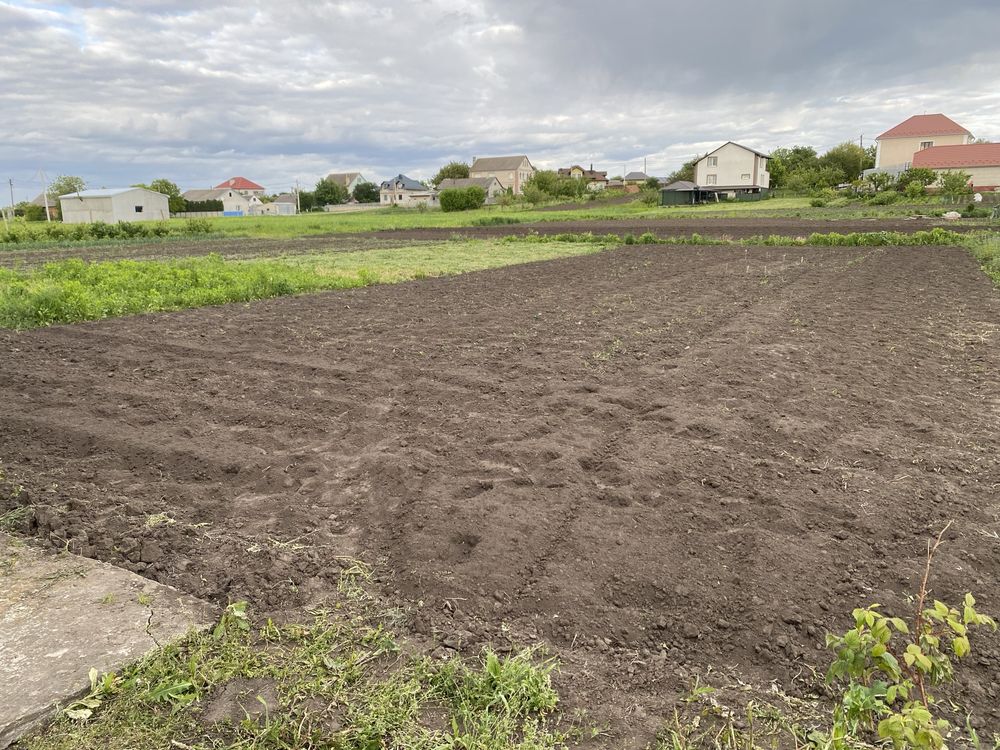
[{"left": 59, "top": 188, "right": 170, "bottom": 224}]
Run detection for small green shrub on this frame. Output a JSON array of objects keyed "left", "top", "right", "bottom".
[
  {"left": 440, "top": 186, "right": 487, "bottom": 212},
  {"left": 867, "top": 190, "right": 900, "bottom": 206}
]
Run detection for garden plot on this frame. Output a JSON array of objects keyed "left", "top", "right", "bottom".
[{"left": 1, "top": 240, "right": 998, "bottom": 742}]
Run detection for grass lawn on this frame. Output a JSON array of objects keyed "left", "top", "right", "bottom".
[{"left": 0, "top": 239, "right": 614, "bottom": 329}]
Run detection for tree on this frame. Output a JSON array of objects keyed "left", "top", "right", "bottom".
[
  {"left": 48, "top": 175, "right": 86, "bottom": 199},
  {"left": 818, "top": 142, "right": 871, "bottom": 183},
  {"left": 352, "top": 181, "right": 379, "bottom": 203},
  {"left": 938, "top": 170, "right": 972, "bottom": 197},
  {"left": 431, "top": 161, "right": 470, "bottom": 186},
  {"left": 895, "top": 168, "right": 937, "bottom": 190},
  {"left": 439, "top": 186, "right": 486, "bottom": 212},
  {"left": 133, "top": 178, "right": 185, "bottom": 213},
  {"left": 297, "top": 190, "right": 316, "bottom": 211},
  {"left": 314, "top": 178, "right": 348, "bottom": 206},
  {"left": 644, "top": 176, "right": 661, "bottom": 189}
]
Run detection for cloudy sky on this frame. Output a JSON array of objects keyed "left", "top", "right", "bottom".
[{"left": 3, "top": 0, "right": 1000, "bottom": 200}]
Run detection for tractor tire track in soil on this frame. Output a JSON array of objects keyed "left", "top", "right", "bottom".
[{"left": 1, "top": 241, "right": 999, "bottom": 743}]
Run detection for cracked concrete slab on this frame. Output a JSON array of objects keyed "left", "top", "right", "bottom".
[{"left": 0, "top": 534, "right": 215, "bottom": 748}]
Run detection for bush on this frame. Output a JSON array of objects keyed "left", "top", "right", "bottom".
[
  {"left": 440, "top": 186, "right": 487, "bottom": 212},
  {"left": 867, "top": 190, "right": 900, "bottom": 206},
  {"left": 471, "top": 216, "right": 521, "bottom": 226},
  {"left": 810, "top": 198, "right": 828, "bottom": 207},
  {"left": 904, "top": 180, "right": 926, "bottom": 199}
]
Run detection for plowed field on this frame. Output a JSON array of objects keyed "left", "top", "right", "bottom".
[{"left": 2, "top": 241, "right": 998, "bottom": 742}]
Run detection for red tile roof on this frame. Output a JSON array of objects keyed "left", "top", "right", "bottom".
[
  {"left": 214, "top": 176, "right": 264, "bottom": 190},
  {"left": 877, "top": 114, "right": 971, "bottom": 140},
  {"left": 912, "top": 143, "right": 1000, "bottom": 169}
]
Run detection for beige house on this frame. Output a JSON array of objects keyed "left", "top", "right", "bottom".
[
  {"left": 436, "top": 176, "right": 505, "bottom": 203},
  {"left": 874, "top": 114, "right": 973, "bottom": 171},
  {"left": 912, "top": 143, "right": 1000, "bottom": 191},
  {"left": 694, "top": 142, "right": 770, "bottom": 193},
  {"left": 326, "top": 172, "right": 367, "bottom": 194},
  {"left": 59, "top": 188, "right": 170, "bottom": 223},
  {"left": 253, "top": 193, "right": 298, "bottom": 215},
  {"left": 379, "top": 174, "right": 439, "bottom": 207},
  {"left": 214, "top": 177, "right": 266, "bottom": 198},
  {"left": 469, "top": 155, "right": 534, "bottom": 195},
  {"left": 182, "top": 188, "right": 252, "bottom": 214}
]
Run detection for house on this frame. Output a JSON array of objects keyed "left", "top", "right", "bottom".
[
  {"left": 436, "top": 176, "right": 505, "bottom": 204},
  {"left": 694, "top": 142, "right": 770, "bottom": 194},
  {"left": 874, "top": 114, "right": 973, "bottom": 171},
  {"left": 59, "top": 188, "right": 170, "bottom": 223},
  {"left": 326, "top": 172, "right": 367, "bottom": 194},
  {"left": 253, "top": 193, "right": 299, "bottom": 216},
  {"left": 558, "top": 164, "right": 608, "bottom": 190},
  {"left": 659, "top": 180, "right": 704, "bottom": 206},
  {"left": 912, "top": 143, "right": 1000, "bottom": 191},
  {"left": 214, "top": 176, "right": 266, "bottom": 198},
  {"left": 623, "top": 171, "right": 650, "bottom": 186},
  {"left": 469, "top": 155, "right": 535, "bottom": 195},
  {"left": 182, "top": 188, "right": 252, "bottom": 215},
  {"left": 379, "top": 174, "right": 439, "bottom": 207},
  {"left": 30, "top": 193, "right": 59, "bottom": 220}
]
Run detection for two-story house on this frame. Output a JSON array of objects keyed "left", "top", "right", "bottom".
[
  {"left": 469, "top": 155, "right": 535, "bottom": 195},
  {"left": 694, "top": 142, "right": 770, "bottom": 194},
  {"left": 214, "top": 177, "right": 266, "bottom": 198},
  {"left": 379, "top": 174, "right": 439, "bottom": 207},
  {"left": 874, "top": 114, "right": 973, "bottom": 171}
]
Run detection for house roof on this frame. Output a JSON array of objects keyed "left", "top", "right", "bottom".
[
  {"left": 624, "top": 172, "right": 649, "bottom": 181},
  {"left": 380, "top": 174, "right": 429, "bottom": 191},
  {"left": 558, "top": 166, "right": 608, "bottom": 180},
  {"left": 437, "top": 177, "right": 502, "bottom": 190},
  {"left": 877, "top": 114, "right": 971, "bottom": 140},
  {"left": 30, "top": 192, "right": 56, "bottom": 207},
  {"left": 702, "top": 142, "right": 770, "bottom": 159},
  {"left": 662, "top": 180, "right": 699, "bottom": 191},
  {"left": 215, "top": 176, "right": 265, "bottom": 191},
  {"left": 271, "top": 193, "right": 297, "bottom": 203},
  {"left": 912, "top": 143, "right": 1000, "bottom": 169},
  {"left": 326, "top": 172, "right": 362, "bottom": 187},
  {"left": 470, "top": 155, "right": 532, "bottom": 172},
  {"left": 58, "top": 188, "right": 161, "bottom": 199}
]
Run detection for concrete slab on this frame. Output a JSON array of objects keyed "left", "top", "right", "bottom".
[{"left": 0, "top": 534, "right": 216, "bottom": 748}]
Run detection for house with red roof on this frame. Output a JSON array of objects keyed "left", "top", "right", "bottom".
[
  {"left": 874, "top": 114, "right": 973, "bottom": 171},
  {"left": 912, "top": 143, "right": 1000, "bottom": 191},
  {"left": 214, "top": 176, "right": 266, "bottom": 198}
]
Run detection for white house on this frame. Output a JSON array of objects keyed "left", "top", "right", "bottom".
[
  {"left": 59, "top": 188, "right": 170, "bottom": 224},
  {"left": 469, "top": 155, "right": 535, "bottom": 195},
  {"left": 326, "top": 172, "right": 367, "bottom": 194},
  {"left": 694, "top": 142, "right": 770, "bottom": 194},
  {"left": 436, "top": 176, "right": 506, "bottom": 204},
  {"left": 182, "top": 188, "right": 252, "bottom": 214},
  {"left": 253, "top": 193, "right": 298, "bottom": 215},
  {"left": 380, "top": 174, "right": 439, "bottom": 207}
]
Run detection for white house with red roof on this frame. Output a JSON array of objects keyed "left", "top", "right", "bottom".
[
  {"left": 874, "top": 114, "right": 973, "bottom": 171},
  {"left": 214, "top": 176, "right": 266, "bottom": 198},
  {"left": 912, "top": 143, "right": 1000, "bottom": 191}
]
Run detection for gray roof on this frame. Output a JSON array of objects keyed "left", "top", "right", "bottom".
[
  {"left": 470, "top": 155, "right": 532, "bottom": 172},
  {"left": 58, "top": 188, "right": 163, "bottom": 200},
  {"left": 380, "top": 174, "right": 429, "bottom": 191},
  {"left": 662, "top": 180, "right": 699, "bottom": 191},
  {"left": 437, "top": 177, "right": 501, "bottom": 190},
  {"left": 30, "top": 192, "right": 56, "bottom": 207},
  {"left": 271, "top": 193, "right": 297, "bottom": 204},
  {"left": 624, "top": 172, "right": 649, "bottom": 181}
]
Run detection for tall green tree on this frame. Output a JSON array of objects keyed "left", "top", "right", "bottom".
[
  {"left": 818, "top": 142, "right": 871, "bottom": 183},
  {"left": 352, "top": 181, "right": 379, "bottom": 203},
  {"left": 314, "top": 178, "right": 349, "bottom": 206},
  {"left": 47, "top": 175, "right": 86, "bottom": 199},
  {"left": 431, "top": 161, "right": 470, "bottom": 186}
]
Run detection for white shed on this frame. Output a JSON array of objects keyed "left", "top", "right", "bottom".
[{"left": 59, "top": 188, "right": 171, "bottom": 224}]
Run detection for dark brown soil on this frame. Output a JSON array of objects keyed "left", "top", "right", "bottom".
[
  {"left": 0, "top": 216, "right": 975, "bottom": 269},
  {"left": 2, "top": 242, "right": 999, "bottom": 743}
]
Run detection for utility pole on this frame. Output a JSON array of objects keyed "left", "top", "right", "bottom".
[
  {"left": 859, "top": 134, "right": 865, "bottom": 181},
  {"left": 41, "top": 170, "right": 52, "bottom": 222},
  {"left": 6, "top": 178, "right": 14, "bottom": 227},
  {"left": 295, "top": 180, "right": 301, "bottom": 213}
]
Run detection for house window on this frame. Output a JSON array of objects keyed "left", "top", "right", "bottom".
[
  {"left": 741, "top": 173, "right": 751, "bottom": 181},
  {"left": 134, "top": 205, "right": 143, "bottom": 213},
  {"left": 705, "top": 174, "right": 717, "bottom": 185},
  {"left": 708, "top": 156, "right": 718, "bottom": 167},
  {"left": 920, "top": 141, "right": 933, "bottom": 150}
]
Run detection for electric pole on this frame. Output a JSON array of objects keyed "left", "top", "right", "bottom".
[{"left": 7, "top": 178, "right": 14, "bottom": 227}]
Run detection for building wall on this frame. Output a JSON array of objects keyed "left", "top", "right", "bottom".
[
  {"left": 695, "top": 143, "right": 769, "bottom": 189},
  {"left": 61, "top": 191, "right": 170, "bottom": 223},
  {"left": 876, "top": 134, "right": 972, "bottom": 169},
  {"left": 927, "top": 165, "right": 1000, "bottom": 190},
  {"left": 380, "top": 188, "right": 439, "bottom": 207}
]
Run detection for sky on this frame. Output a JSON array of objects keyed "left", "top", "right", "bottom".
[{"left": 3, "top": 0, "right": 1000, "bottom": 202}]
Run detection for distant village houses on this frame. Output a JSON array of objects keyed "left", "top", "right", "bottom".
[
  {"left": 380, "top": 174, "right": 439, "bottom": 207},
  {"left": 215, "top": 177, "right": 266, "bottom": 198},
  {"left": 325, "top": 172, "right": 367, "bottom": 194},
  {"left": 437, "top": 176, "right": 505, "bottom": 203},
  {"left": 557, "top": 165, "right": 608, "bottom": 190}
]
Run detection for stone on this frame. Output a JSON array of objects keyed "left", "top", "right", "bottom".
[{"left": 0, "top": 533, "right": 215, "bottom": 748}]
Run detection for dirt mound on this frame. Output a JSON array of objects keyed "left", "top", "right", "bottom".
[{"left": 2, "top": 242, "right": 999, "bottom": 741}]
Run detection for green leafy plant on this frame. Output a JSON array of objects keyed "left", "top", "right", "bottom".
[{"left": 818, "top": 524, "right": 996, "bottom": 750}]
